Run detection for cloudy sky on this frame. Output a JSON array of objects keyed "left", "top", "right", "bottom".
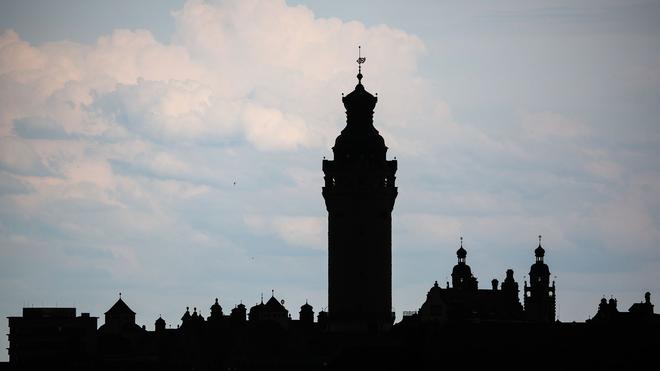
[{"left": 1, "top": 0, "right": 660, "bottom": 359}]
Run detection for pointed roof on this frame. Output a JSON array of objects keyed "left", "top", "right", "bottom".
[
  {"left": 301, "top": 300, "right": 313, "bottom": 310},
  {"left": 104, "top": 298, "right": 135, "bottom": 315},
  {"left": 181, "top": 307, "right": 191, "bottom": 322},
  {"left": 265, "top": 296, "right": 287, "bottom": 312}
]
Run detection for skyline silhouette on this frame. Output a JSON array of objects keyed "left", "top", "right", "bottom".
[
  {"left": 5, "top": 61, "right": 659, "bottom": 369},
  {"left": 2, "top": 0, "right": 660, "bottom": 365}
]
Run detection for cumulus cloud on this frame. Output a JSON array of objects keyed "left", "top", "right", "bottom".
[{"left": 0, "top": 1, "right": 431, "bottom": 325}]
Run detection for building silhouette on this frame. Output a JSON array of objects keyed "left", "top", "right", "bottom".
[
  {"left": 322, "top": 53, "right": 398, "bottom": 331},
  {"left": 4, "top": 54, "right": 659, "bottom": 370},
  {"left": 416, "top": 238, "right": 524, "bottom": 323},
  {"left": 524, "top": 236, "right": 556, "bottom": 322},
  {"left": 7, "top": 308, "right": 97, "bottom": 366}
]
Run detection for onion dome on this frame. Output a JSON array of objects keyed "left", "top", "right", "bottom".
[
  {"left": 342, "top": 79, "right": 377, "bottom": 114},
  {"left": 333, "top": 46, "right": 386, "bottom": 159},
  {"left": 301, "top": 300, "right": 313, "bottom": 311},
  {"left": 456, "top": 236, "right": 467, "bottom": 261},
  {"left": 535, "top": 235, "right": 545, "bottom": 258},
  {"left": 210, "top": 298, "right": 223, "bottom": 318}
]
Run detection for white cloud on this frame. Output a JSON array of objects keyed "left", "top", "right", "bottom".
[{"left": 241, "top": 103, "right": 318, "bottom": 151}]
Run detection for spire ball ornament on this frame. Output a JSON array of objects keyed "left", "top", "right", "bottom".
[{"left": 356, "top": 45, "right": 366, "bottom": 83}]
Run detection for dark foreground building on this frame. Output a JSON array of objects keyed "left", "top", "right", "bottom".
[
  {"left": 5, "top": 60, "right": 659, "bottom": 370},
  {"left": 323, "top": 57, "right": 397, "bottom": 331}
]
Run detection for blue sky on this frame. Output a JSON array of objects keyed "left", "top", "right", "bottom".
[{"left": 1, "top": 0, "right": 660, "bottom": 361}]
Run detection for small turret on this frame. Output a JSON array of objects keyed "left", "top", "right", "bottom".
[
  {"left": 210, "top": 298, "right": 223, "bottom": 319},
  {"left": 299, "top": 301, "right": 314, "bottom": 324},
  {"left": 451, "top": 237, "right": 478, "bottom": 291},
  {"left": 155, "top": 315, "right": 166, "bottom": 332},
  {"left": 524, "top": 235, "right": 556, "bottom": 322},
  {"left": 230, "top": 302, "right": 247, "bottom": 322}
]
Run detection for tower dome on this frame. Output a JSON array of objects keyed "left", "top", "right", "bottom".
[
  {"left": 210, "top": 298, "right": 223, "bottom": 319},
  {"left": 451, "top": 237, "right": 477, "bottom": 290},
  {"left": 535, "top": 235, "right": 545, "bottom": 261},
  {"left": 456, "top": 237, "right": 467, "bottom": 262}
]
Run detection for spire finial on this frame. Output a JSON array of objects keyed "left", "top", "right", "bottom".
[
  {"left": 356, "top": 45, "right": 366, "bottom": 83},
  {"left": 538, "top": 235, "right": 542, "bottom": 246},
  {"left": 460, "top": 236, "right": 463, "bottom": 248},
  {"left": 271, "top": 289, "right": 274, "bottom": 297},
  {"left": 119, "top": 292, "right": 121, "bottom": 299},
  {"left": 260, "top": 293, "right": 263, "bottom": 303}
]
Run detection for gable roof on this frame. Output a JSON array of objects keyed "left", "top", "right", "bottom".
[
  {"left": 104, "top": 298, "right": 136, "bottom": 315},
  {"left": 265, "top": 296, "right": 287, "bottom": 312}
]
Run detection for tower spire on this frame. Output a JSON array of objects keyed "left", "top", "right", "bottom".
[{"left": 356, "top": 45, "right": 366, "bottom": 84}]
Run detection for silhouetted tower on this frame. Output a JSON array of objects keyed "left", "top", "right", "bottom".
[
  {"left": 524, "top": 236, "right": 556, "bottom": 322},
  {"left": 501, "top": 269, "right": 520, "bottom": 302},
  {"left": 104, "top": 295, "right": 136, "bottom": 332},
  {"left": 451, "top": 237, "right": 478, "bottom": 291},
  {"left": 322, "top": 47, "right": 398, "bottom": 329},
  {"left": 230, "top": 303, "right": 246, "bottom": 322},
  {"left": 181, "top": 307, "right": 191, "bottom": 326},
  {"left": 299, "top": 301, "right": 314, "bottom": 324},
  {"left": 155, "top": 315, "right": 166, "bottom": 332},
  {"left": 209, "top": 298, "right": 223, "bottom": 320}
]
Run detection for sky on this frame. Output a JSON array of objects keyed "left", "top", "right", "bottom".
[{"left": 1, "top": 0, "right": 660, "bottom": 360}]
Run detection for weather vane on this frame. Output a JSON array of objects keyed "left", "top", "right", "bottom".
[{"left": 357, "top": 45, "right": 366, "bottom": 82}]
